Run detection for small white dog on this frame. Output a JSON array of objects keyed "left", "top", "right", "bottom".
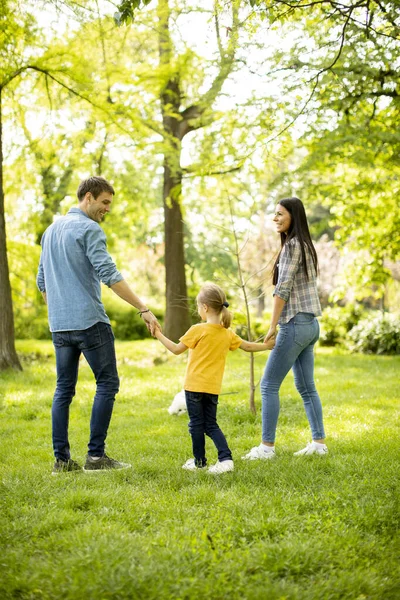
[{"left": 168, "top": 390, "right": 187, "bottom": 415}]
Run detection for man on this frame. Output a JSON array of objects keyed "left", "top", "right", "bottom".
[{"left": 37, "top": 176, "right": 159, "bottom": 474}]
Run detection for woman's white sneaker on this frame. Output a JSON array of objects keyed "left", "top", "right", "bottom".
[
  {"left": 208, "top": 460, "right": 234, "bottom": 474},
  {"left": 294, "top": 441, "right": 328, "bottom": 456},
  {"left": 241, "top": 445, "right": 276, "bottom": 460}
]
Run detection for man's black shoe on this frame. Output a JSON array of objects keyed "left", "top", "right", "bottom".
[
  {"left": 83, "top": 454, "right": 131, "bottom": 472},
  {"left": 52, "top": 458, "right": 82, "bottom": 475}
]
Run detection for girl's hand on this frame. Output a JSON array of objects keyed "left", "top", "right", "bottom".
[
  {"left": 142, "top": 311, "right": 161, "bottom": 337},
  {"left": 264, "top": 327, "right": 277, "bottom": 344},
  {"left": 264, "top": 335, "right": 276, "bottom": 350}
]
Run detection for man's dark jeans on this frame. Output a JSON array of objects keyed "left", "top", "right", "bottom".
[
  {"left": 52, "top": 322, "right": 119, "bottom": 461},
  {"left": 185, "top": 391, "right": 232, "bottom": 466}
]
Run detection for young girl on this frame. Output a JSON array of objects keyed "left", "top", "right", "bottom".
[
  {"left": 243, "top": 197, "right": 327, "bottom": 461},
  {"left": 155, "top": 283, "right": 275, "bottom": 474}
]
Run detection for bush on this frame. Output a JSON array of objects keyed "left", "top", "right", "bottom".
[
  {"left": 347, "top": 312, "right": 400, "bottom": 355},
  {"left": 14, "top": 309, "right": 52, "bottom": 340},
  {"left": 14, "top": 302, "right": 164, "bottom": 342},
  {"left": 319, "top": 303, "right": 366, "bottom": 346},
  {"left": 109, "top": 313, "right": 150, "bottom": 340},
  {"left": 232, "top": 312, "right": 269, "bottom": 341},
  {"left": 106, "top": 303, "right": 164, "bottom": 340}
]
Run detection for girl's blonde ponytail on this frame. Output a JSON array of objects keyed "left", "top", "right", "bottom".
[
  {"left": 197, "top": 283, "right": 232, "bottom": 329},
  {"left": 220, "top": 306, "right": 232, "bottom": 329}
]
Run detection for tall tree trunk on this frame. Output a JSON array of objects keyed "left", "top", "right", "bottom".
[
  {"left": 157, "top": 0, "right": 239, "bottom": 339},
  {"left": 158, "top": 0, "right": 190, "bottom": 340},
  {"left": 163, "top": 158, "right": 190, "bottom": 339},
  {"left": 0, "top": 88, "right": 22, "bottom": 371}
]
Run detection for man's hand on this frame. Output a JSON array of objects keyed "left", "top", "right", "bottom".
[
  {"left": 141, "top": 311, "right": 161, "bottom": 337},
  {"left": 110, "top": 281, "right": 162, "bottom": 336}
]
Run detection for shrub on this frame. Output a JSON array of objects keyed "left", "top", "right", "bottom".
[
  {"left": 319, "top": 303, "right": 366, "bottom": 346},
  {"left": 106, "top": 302, "right": 164, "bottom": 340},
  {"left": 233, "top": 312, "right": 269, "bottom": 341},
  {"left": 347, "top": 312, "right": 400, "bottom": 355},
  {"left": 14, "top": 309, "right": 52, "bottom": 340}
]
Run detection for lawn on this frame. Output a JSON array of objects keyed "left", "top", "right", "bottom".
[{"left": 0, "top": 339, "right": 399, "bottom": 600}]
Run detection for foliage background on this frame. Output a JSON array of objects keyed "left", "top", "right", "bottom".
[{"left": 1, "top": 0, "right": 399, "bottom": 349}]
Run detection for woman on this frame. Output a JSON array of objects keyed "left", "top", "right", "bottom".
[{"left": 243, "top": 197, "right": 328, "bottom": 460}]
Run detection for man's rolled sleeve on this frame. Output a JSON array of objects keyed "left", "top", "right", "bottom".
[
  {"left": 84, "top": 226, "right": 123, "bottom": 287},
  {"left": 36, "top": 253, "right": 46, "bottom": 293},
  {"left": 273, "top": 240, "right": 301, "bottom": 301}
]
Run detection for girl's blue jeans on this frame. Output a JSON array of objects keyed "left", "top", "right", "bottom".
[
  {"left": 185, "top": 391, "right": 232, "bottom": 466},
  {"left": 261, "top": 312, "right": 326, "bottom": 443},
  {"left": 51, "top": 322, "right": 120, "bottom": 461}
]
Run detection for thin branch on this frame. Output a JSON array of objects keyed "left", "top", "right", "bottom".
[
  {"left": 182, "top": 165, "right": 242, "bottom": 178},
  {"left": 244, "top": 257, "right": 275, "bottom": 286},
  {"left": 45, "top": 74, "right": 53, "bottom": 111},
  {"left": 95, "top": 0, "right": 113, "bottom": 103},
  {"left": 1, "top": 64, "right": 163, "bottom": 139},
  {"left": 177, "top": 0, "right": 240, "bottom": 138},
  {"left": 313, "top": 4, "right": 354, "bottom": 76},
  {"left": 238, "top": 237, "right": 250, "bottom": 257},
  {"left": 214, "top": 0, "right": 224, "bottom": 60}
]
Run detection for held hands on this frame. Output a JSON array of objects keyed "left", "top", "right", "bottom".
[
  {"left": 140, "top": 310, "right": 161, "bottom": 337},
  {"left": 264, "top": 335, "right": 276, "bottom": 350},
  {"left": 264, "top": 326, "right": 277, "bottom": 349}
]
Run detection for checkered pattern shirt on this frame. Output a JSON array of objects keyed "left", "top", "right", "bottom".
[{"left": 273, "top": 237, "right": 322, "bottom": 324}]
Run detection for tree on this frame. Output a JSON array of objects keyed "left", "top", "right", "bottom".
[
  {"left": 237, "top": 0, "right": 400, "bottom": 299},
  {"left": 27, "top": 1, "right": 243, "bottom": 340},
  {"left": 153, "top": 0, "right": 242, "bottom": 339},
  {"left": 34, "top": 0, "right": 308, "bottom": 340},
  {"left": 0, "top": 2, "right": 34, "bottom": 370},
  {"left": 0, "top": 87, "right": 21, "bottom": 370},
  {"left": 274, "top": 1, "right": 399, "bottom": 297},
  {"left": 112, "top": 0, "right": 293, "bottom": 339},
  {"left": 0, "top": 0, "right": 111, "bottom": 369},
  {"left": 225, "top": 197, "right": 275, "bottom": 413}
]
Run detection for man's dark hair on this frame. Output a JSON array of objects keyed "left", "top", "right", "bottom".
[{"left": 77, "top": 177, "right": 115, "bottom": 201}]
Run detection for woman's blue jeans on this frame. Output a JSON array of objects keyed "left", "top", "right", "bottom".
[
  {"left": 261, "top": 312, "right": 325, "bottom": 443},
  {"left": 185, "top": 391, "right": 232, "bottom": 466},
  {"left": 51, "top": 322, "right": 120, "bottom": 461}
]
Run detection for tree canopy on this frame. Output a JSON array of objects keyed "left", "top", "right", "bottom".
[{"left": 0, "top": 0, "right": 399, "bottom": 368}]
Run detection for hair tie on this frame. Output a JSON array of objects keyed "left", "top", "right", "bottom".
[{"left": 222, "top": 301, "right": 229, "bottom": 308}]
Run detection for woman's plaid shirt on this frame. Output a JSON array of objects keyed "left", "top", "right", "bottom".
[{"left": 273, "top": 237, "right": 322, "bottom": 324}]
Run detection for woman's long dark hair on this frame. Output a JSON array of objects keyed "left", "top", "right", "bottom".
[{"left": 272, "top": 197, "right": 318, "bottom": 285}]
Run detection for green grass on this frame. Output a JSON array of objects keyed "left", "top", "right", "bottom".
[{"left": 1, "top": 340, "right": 399, "bottom": 600}]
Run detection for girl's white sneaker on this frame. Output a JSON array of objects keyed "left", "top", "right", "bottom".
[
  {"left": 182, "top": 458, "right": 197, "bottom": 470},
  {"left": 294, "top": 441, "right": 328, "bottom": 456},
  {"left": 208, "top": 460, "right": 234, "bottom": 474},
  {"left": 182, "top": 458, "right": 206, "bottom": 470}
]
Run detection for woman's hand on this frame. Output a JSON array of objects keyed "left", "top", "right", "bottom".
[{"left": 264, "top": 326, "right": 277, "bottom": 344}]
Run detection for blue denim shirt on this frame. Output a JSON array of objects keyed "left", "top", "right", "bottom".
[{"left": 37, "top": 207, "right": 123, "bottom": 332}]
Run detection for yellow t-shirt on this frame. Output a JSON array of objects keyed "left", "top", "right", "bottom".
[{"left": 180, "top": 323, "right": 243, "bottom": 395}]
